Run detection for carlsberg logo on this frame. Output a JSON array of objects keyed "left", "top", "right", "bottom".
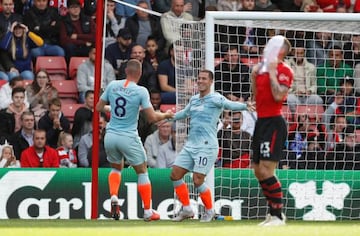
[
  {"left": 289, "top": 181, "right": 350, "bottom": 221},
  {"left": 0, "top": 171, "right": 244, "bottom": 220}
]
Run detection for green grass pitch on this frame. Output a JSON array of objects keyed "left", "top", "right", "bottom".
[{"left": 0, "top": 220, "right": 359, "bottom": 236}]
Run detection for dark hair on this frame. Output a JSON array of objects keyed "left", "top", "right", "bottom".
[
  {"left": 11, "top": 87, "right": 25, "bottom": 97},
  {"left": 32, "top": 69, "right": 51, "bottom": 93},
  {"left": 9, "top": 76, "right": 24, "bottom": 87},
  {"left": 199, "top": 69, "right": 214, "bottom": 80},
  {"left": 85, "top": 90, "right": 94, "bottom": 98},
  {"left": 49, "top": 98, "right": 62, "bottom": 108}
]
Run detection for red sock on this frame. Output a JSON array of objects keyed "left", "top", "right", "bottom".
[
  {"left": 199, "top": 188, "right": 213, "bottom": 210},
  {"left": 174, "top": 183, "right": 190, "bottom": 206},
  {"left": 108, "top": 172, "right": 121, "bottom": 197},
  {"left": 138, "top": 183, "right": 152, "bottom": 210}
]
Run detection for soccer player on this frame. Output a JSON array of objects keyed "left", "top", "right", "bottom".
[
  {"left": 251, "top": 35, "right": 294, "bottom": 226},
  {"left": 95, "top": 59, "right": 173, "bottom": 221},
  {"left": 170, "top": 69, "right": 255, "bottom": 222}
]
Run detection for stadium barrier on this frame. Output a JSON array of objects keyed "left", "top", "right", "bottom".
[{"left": 0, "top": 168, "right": 359, "bottom": 220}]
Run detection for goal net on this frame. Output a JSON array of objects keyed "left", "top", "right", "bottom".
[{"left": 171, "top": 11, "right": 360, "bottom": 220}]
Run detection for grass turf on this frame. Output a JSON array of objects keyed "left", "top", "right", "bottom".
[{"left": 0, "top": 220, "right": 359, "bottom": 236}]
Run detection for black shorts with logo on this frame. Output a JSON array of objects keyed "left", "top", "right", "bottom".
[{"left": 252, "top": 116, "right": 287, "bottom": 164}]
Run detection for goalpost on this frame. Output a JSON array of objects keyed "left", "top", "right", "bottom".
[{"left": 171, "top": 11, "right": 360, "bottom": 220}]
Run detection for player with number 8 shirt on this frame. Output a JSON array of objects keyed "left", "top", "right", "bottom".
[{"left": 96, "top": 59, "right": 173, "bottom": 221}]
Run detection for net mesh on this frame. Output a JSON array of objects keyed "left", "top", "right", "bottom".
[{"left": 171, "top": 14, "right": 360, "bottom": 220}]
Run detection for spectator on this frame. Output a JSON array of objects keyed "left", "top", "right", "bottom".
[
  {"left": 215, "top": 45, "right": 250, "bottom": 101},
  {"left": 10, "top": 111, "right": 35, "bottom": 159},
  {"left": 306, "top": 31, "right": 336, "bottom": 67},
  {"left": 0, "top": 76, "right": 29, "bottom": 110},
  {"left": 118, "top": 44, "right": 158, "bottom": 91},
  {"left": 316, "top": 45, "right": 353, "bottom": 103},
  {"left": 326, "top": 125, "right": 360, "bottom": 170},
  {"left": 38, "top": 98, "right": 70, "bottom": 148},
  {"left": 0, "top": 21, "right": 43, "bottom": 80},
  {"left": 125, "top": 1, "right": 165, "bottom": 51},
  {"left": 344, "top": 34, "right": 360, "bottom": 95},
  {"left": 156, "top": 121, "right": 177, "bottom": 168},
  {"left": 13, "top": 0, "right": 33, "bottom": 15},
  {"left": 59, "top": 0, "right": 96, "bottom": 63},
  {"left": 144, "top": 120, "right": 172, "bottom": 168},
  {"left": 285, "top": 41, "right": 323, "bottom": 112},
  {"left": 0, "top": 0, "right": 23, "bottom": 39},
  {"left": 270, "top": 0, "right": 303, "bottom": 11},
  {"left": 26, "top": 69, "right": 58, "bottom": 123},
  {"left": 23, "top": 0, "right": 65, "bottom": 59},
  {"left": 57, "top": 131, "right": 77, "bottom": 168},
  {"left": 0, "top": 49, "right": 19, "bottom": 81},
  {"left": 144, "top": 36, "right": 168, "bottom": 72},
  {"left": 116, "top": 0, "right": 152, "bottom": 18},
  {"left": 217, "top": 0, "right": 242, "bottom": 11},
  {"left": 0, "top": 87, "right": 28, "bottom": 140},
  {"left": 326, "top": 78, "right": 358, "bottom": 125},
  {"left": 77, "top": 113, "right": 107, "bottom": 167},
  {"left": 105, "top": 27, "right": 134, "bottom": 78},
  {"left": 105, "top": 0, "right": 125, "bottom": 48},
  {"left": 157, "top": 44, "right": 176, "bottom": 104},
  {"left": 255, "top": 0, "right": 278, "bottom": 11},
  {"left": 87, "top": 129, "right": 110, "bottom": 168},
  {"left": 77, "top": 47, "right": 115, "bottom": 103},
  {"left": 160, "top": 0, "right": 193, "bottom": 50},
  {"left": 138, "top": 89, "right": 161, "bottom": 143},
  {"left": 0, "top": 142, "right": 20, "bottom": 168},
  {"left": 217, "top": 111, "right": 251, "bottom": 168},
  {"left": 72, "top": 90, "right": 94, "bottom": 149},
  {"left": 20, "top": 129, "right": 59, "bottom": 167},
  {"left": 323, "top": 114, "right": 347, "bottom": 151}
]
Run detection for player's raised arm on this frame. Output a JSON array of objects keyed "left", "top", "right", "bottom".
[{"left": 268, "top": 61, "right": 290, "bottom": 102}]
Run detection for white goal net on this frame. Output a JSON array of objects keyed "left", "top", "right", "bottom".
[{"left": 171, "top": 12, "right": 360, "bottom": 220}]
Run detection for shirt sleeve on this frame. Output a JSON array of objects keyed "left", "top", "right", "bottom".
[{"left": 278, "top": 65, "right": 294, "bottom": 88}]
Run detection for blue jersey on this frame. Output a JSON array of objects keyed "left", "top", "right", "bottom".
[
  {"left": 100, "top": 80, "right": 152, "bottom": 135},
  {"left": 173, "top": 92, "right": 247, "bottom": 149}
]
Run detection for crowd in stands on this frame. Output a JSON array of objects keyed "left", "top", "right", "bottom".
[{"left": 0, "top": 0, "right": 360, "bottom": 170}]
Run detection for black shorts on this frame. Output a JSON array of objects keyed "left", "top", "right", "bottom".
[{"left": 252, "top": 116, "right": 287, "bottom": 164}]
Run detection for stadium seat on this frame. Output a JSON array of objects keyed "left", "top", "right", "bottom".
[
  {"left": 160, "top": 104, "right": 176, "bottom": 113},
  {"left": 35, "top": 56, "right": 68, "bottom": 80},
  {"left": 62, "top": 103, "right": 83, "bottom": 123},
  {"left": 0, "top": 80, "right": 7, "bottom": 88},
  {"left": 69, "top": 56, "right": 87, "bottom": 80},
  {"left": 281, "top": 104, "right": 293, "bottom": 122},
  {"left": 295, "top": 105, "right": 324, "bottom": 123},
  {"left": 240, "top": 57, "right": 261, "bottom": 68},
  {"left": 52, "top": 80, "right": 79, "bottom": 103}
]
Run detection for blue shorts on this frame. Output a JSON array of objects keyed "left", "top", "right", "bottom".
[
  {"left": 104, "top": 132, "right": 146, "bottom": 166},
  {"left": 173, "top": 146, "right": 218, "bottom": 175}
]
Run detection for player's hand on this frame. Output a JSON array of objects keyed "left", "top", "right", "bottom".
[
  {"left": 164, "top": 110, "right": 174, "bottom": 120},
  {"left": 104, "top": 105, "right": 111, "bottom": 113},
  {"left": 246, "top": 100, "right": 256, "bottom": 112}
]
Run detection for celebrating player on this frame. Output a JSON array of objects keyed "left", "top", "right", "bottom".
[
  {"left": 96, "top": 59, "right": 173, "bottom": 221},
  {"left": 170, "top": 69, "right": 255, "bottom": 222},
  {"left": 251, "top": 35, "right": 294, "bottom": 226}
]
